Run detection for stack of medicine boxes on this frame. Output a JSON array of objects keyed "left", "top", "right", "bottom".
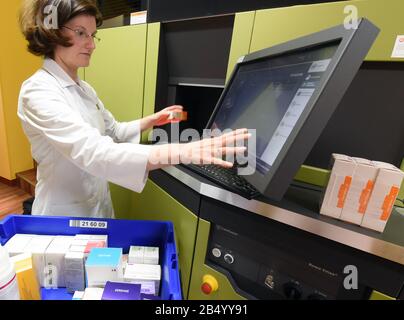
[
  {"left": 5, "top": 235, "right": 74, "bottom": 288},
  {"left": 65, "top": 235, "right": 108, "bottom": 292},
  {"left": 4, "top": 234, "right": 162, "bottom": 297},
  {"left": 4, "top": 234, "right": 108, "bottom": 294},
  {"left": 320, "top": 154, "right": 404, "bottom": 232},
  {"left": 81, "top": 245, "right": 161, "bottom": 297}
]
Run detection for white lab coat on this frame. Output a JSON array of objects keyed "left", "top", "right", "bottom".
[{"left": 18, "top": 58, "right": 152, "bottom": 218}]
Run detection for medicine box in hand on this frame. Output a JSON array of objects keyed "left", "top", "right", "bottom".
[{"left": 168, "top": 111, "right": 187, "bottom": 122}]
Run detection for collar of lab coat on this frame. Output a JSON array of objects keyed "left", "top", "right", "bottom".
[{"left": 42, "top": 58, "right": 81, "bottom": 88}]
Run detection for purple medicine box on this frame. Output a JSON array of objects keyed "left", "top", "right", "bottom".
[{"left": 101, "top": 281, "right": 141, "bottom": 300}]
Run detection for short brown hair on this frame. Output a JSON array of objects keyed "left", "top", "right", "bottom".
[{"left": 20, "top": 0, "right": 103, "bottom": 58}]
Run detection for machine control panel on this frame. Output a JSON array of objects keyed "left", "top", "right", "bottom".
[{"left": 206, "top": 224, "right": 369, "bottom": 300}]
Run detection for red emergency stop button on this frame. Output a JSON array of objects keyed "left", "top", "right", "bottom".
[
  {"left": 201, "top": 282, "right": 213, "bottom": 294},
  {"left": 201, "top": 274, "right": 219, "bottom": 295}
]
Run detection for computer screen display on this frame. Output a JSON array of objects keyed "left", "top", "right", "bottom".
[
  {"left": 210, "top": 42, "right": 339, "bottom": 175},
  {"left": 205, "top": 19, "right": 379, "bottom": 200}
]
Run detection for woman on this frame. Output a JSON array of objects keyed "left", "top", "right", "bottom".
[{"left": 18, "top": 0, "right": 248, "bottom": 218}]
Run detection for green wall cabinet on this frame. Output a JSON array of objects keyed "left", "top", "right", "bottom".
[
  {"left": 250, "top": 0, "right": 404, "bottom": 62},
  {"left": 226, "top": 11, "right": 256, "bottom": 82},
  {"left": 142, "top": 22, "right": 161, "bottom": 143},
  {"left": 78, "top": 68, "right": 85, "bottom": 81},
  {"left": 85, "top": 24, "right": 147, "bottom": 121},
  {"left": 226, "top": 0, "right": 404, "bottom": 78}
]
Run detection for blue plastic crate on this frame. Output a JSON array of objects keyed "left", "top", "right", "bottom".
[{"left": 0, "top": 215, "right": 182, "bottom": 300}]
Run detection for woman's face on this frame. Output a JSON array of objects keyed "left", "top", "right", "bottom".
[{"left": 54, "top": 14, "right": 97, "bottom": 69}]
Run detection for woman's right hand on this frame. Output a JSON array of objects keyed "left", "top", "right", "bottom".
[
  {"left": 179, "top": 128, "right": 250, "bottom": 167},
  {"left": 147, "top": 128, "right": 251, "bottom": 171}
]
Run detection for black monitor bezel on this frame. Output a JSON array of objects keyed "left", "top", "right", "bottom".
[{"left": 205, "top": 18, "right": 380, "bottom": 200}]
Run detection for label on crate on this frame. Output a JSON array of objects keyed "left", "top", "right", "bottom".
[{"left": 69, "top": 220, "right": 108, "bottom": 229}]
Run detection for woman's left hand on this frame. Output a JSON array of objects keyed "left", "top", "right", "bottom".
[
  {"left": 152, "top": 105, "right": 184, "bottom": 126},
  {"left": 140, "top": 105, "right": 184, "bottom": 132}
]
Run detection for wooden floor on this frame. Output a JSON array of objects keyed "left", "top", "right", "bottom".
[{"left": 0, "top": 182, "right": 32, "bottom": 219}]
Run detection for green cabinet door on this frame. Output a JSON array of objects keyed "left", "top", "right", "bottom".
[
  {"left": 226, "top": 11, "right": 256, "bottom": 82},
  {"left": 129, "top": 179, "right": 199, "bottom": 298},
  {"left": 85, "top": 24, "right": 147, "bottom": 121},
  {"left": 142, "top": 22, "right": 160, "bottom": 143},
  {"left": 251, "top": 0, "right": 404, "bottom": 62},
  {"left": 78, "top": 68, "right": 85, "bottom": 81}
]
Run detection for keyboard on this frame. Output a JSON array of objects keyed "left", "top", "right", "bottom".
[{"left": 184, "top": 164, "right": 261, "bottom": 200}]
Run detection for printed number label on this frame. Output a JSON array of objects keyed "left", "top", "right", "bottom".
[{"left": 69, "top": 220, "right": 108, "bottom": 229}]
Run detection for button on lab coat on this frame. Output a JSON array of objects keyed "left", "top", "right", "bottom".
[{"left": 18, "top": 58, "right": 152, "bottom": 218}]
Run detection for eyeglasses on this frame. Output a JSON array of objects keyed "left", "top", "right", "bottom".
[{"left": 62, "top": 26, "right": 101, "bottom": 43}]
